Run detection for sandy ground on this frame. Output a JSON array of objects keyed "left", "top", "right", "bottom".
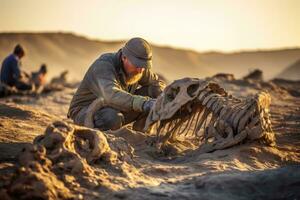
[{"left": 0, "top": 78, "right": 299, "bottom": 199}]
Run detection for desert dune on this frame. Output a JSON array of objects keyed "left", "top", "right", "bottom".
[{"left": 1, "top": 33, "right": 300, "bottom": 82}]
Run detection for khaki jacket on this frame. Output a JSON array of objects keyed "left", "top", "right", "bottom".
[{"left": 68, "top": 50, "right": 164, "bottom": 120}]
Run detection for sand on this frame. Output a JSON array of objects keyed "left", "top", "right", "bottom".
[{"left": 0, "top": 77, "right": 299, "bottom": 199}]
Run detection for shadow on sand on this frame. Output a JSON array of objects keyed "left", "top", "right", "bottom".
[{"left": 111, "top": 165, "right": 300, "bottom": 200}]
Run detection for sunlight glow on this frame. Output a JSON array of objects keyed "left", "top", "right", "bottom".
[{"left": 0, "top": 0, "right": 299, "bottom": 52}]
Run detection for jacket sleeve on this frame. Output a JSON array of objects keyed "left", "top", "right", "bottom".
[{"left": 87, "top": 60, "right": 149, "bottom": 112}]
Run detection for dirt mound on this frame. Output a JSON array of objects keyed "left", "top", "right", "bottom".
[
  {"left": 1, "top": 121, "right": 140, "bottom": 199},
  {"left": 271, "top": 78, "right": 300, "bottom": 97},
  {"left": 4, "top": 146, "right": 75, "bottom": 199},
  {"left": 243, "top": 69, "right": 263, "bottom": 81},
  {"left": 277, "top": 58, "right": 300, "bottom": 80}
]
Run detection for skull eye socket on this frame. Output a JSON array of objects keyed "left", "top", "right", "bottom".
[
  {"left": 166, "top": 87, "right": 180, "bottom": 102},
  {"left": 187, "top": 83, "right": 200, "bottom": 97}
]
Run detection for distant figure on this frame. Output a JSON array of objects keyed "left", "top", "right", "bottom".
[
  {"left": 0, "top": 44, "right": 33, "bottom": 91},
  {"left": 31, "top": 64, "right": 48, "bottom": 90},
  {"left": 68, "top": 37, "right": 165, "bottom": 132}
]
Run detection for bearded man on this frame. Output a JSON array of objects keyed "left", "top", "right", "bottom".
[{"left": 68, "top": 37, "right": 165, "bottom": 131}]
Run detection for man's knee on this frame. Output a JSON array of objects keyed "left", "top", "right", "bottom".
[{"left": 94, "top": 107, "right": 124, "bottom": 131}]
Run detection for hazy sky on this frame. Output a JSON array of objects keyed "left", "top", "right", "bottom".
[{"left": 0, "top": 0, "right": 299, "bottom": 52}]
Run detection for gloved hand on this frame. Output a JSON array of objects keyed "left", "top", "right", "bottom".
[{"left": 142, "top": 99, "right": 156, "bottom": 113}]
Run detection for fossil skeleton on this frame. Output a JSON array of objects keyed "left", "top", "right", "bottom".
[
  {"left": 83, "top": 77, "right": 275, "bottom": 153},
  {"left": 144, "top": 77, "right": 275, "bottom": 153}
]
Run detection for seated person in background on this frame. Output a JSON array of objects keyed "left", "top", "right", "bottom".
[
  {"left": 31, "top": 64, "right": 48, "bottom": 90},
  {"left": 68, "top": 37, "right": 165, "bottom": 132},
  {"left": 0, "top": 44, "right": 33, "bottom": 91}
]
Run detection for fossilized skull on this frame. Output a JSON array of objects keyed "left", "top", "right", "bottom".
[{"left": 144, "top": 77, "right": 275, "bottom": 153}]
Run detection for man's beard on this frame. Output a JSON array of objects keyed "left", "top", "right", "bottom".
[{"left": 126, "top": 72, "right": 143, "bottom": 85}]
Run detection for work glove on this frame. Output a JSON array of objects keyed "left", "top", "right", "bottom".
[{"left": 142, "top": 99, "right": 156, "bottom": 113}]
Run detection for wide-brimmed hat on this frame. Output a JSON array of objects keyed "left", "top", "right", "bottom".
[{"left": 122, "top": 37, "right": 152, "bottom": 69}]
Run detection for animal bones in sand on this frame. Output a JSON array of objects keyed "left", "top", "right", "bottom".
[{"left": 144, "top": 77, "right": 275, "bottom": 153}]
